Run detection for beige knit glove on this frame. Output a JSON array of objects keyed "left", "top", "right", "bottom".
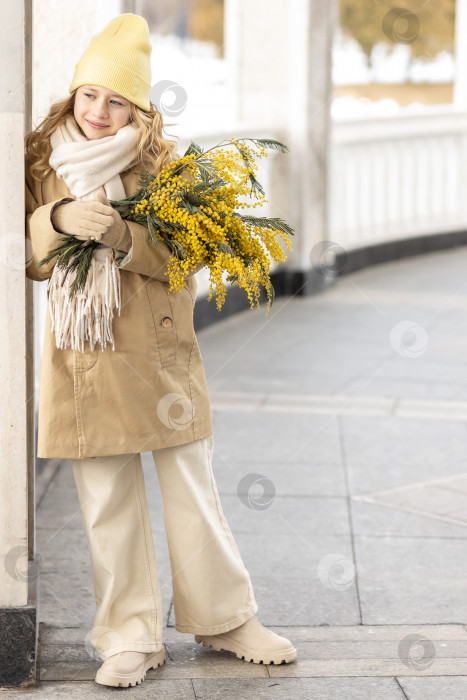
[
  {"left": 50, "top": 195, "right": 114, "bottom": 240},
  {"left": 99, "top": 214, "right": 132, "bottom": 252},
  {"left": 51, "top": 191, "right": 132, "bottom": 252}
]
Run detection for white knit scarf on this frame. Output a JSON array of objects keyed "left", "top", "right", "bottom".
[{"left": 47, "top": 116, "right": 139, "bottom": 352}]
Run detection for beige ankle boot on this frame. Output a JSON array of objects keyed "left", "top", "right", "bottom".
[
  {"left": 95, "top": 648, "right": 166, "bottom": 687},
  {"left": 195, "top": 615, "right": 297, "bottom": 664}
]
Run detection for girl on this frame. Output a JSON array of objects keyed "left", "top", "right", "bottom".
[{"left": 25, "top": 13, "right": 296, "bottom": 688}]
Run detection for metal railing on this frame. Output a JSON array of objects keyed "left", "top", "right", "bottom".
[{"left": 329, "top": 105, "right": 467, "bottom": 250}]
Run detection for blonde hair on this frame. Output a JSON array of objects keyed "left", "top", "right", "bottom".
[{"left": 25, "top": 90, "right": 179, "bottom": 182}]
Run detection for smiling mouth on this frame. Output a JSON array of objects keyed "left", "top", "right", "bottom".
[{"left": 87, "top": 120, "right": 109, "bottom": 128}]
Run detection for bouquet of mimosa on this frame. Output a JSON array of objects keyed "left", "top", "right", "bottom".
[{"left": 39, "top": 137, "right": 294, "bottom": 315}]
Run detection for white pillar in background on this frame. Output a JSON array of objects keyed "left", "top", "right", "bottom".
[
  {"left": 288, "top": 0, "right": 337, "bottom": 273},
  {"left": 224, "top": 0, "right": 337, "bottom": 281}
]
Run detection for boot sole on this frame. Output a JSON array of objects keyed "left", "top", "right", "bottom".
[
  {"left": 95, "top": 648, "right": 166, "bottom": 687},
  {"left": 195, "top": 635, "right": 297, "bottom": 665}
]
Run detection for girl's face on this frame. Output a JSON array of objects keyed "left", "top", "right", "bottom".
[{"left": 73, "top": 85, "right": 132, "bottom": 139}]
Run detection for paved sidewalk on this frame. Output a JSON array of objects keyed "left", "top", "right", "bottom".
[{"left": 12, "top": 246, "right": 467, "bottom": 697}]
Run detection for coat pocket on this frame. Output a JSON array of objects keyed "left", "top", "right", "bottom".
[
  {"left": 144, "top": 282, "right": 178, "bottom": 367},
  {"left": 72, "top": 348, "right": 99, "bottom": 372}
]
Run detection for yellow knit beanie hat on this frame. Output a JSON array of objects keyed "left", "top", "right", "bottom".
[{"left": 69, "top": 13, "right": 152, "bottom": 111}]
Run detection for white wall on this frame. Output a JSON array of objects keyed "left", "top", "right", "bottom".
[{"left": 0, "top": 0, "right": 30, "bottom": 607}]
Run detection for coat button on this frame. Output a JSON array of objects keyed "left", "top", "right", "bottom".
[{"left": 162, "top": 316, "right": 173, "bottom": 327}]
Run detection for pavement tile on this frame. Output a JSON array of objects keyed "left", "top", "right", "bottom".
[
  {"left": 341, "top": 415, "right": 467, "bottom": 470},
  {"left": 398, "top": 676, "right": 467, "bottom": 700},
  {"left": 211, "top": 410, "right": 342, "bottom": 464},
  {"left": 268, "top": 624, "right": 467, "bottom": 678},
  {"left": 347, "top": 460, "right": 467, "bottom": 494},
  {"left": 36, "top": 459, "right": 85, "bottom": 532},
  {"left": 214, "top": 459, "right": 347, "bottom": 497},
  {"left": 354, "top": 536, "right": 467, "bottom": 624},
  {"left": 191, "top": 677, "right": 407, "bottom": 699},
  {"left": 355, "top": 477, "right": 467, "bottom": 527},
  {"left": 4, "top": 680, "right": 196, "bottom": 698},
  {"left": 350, "top": 499, "right": 467, "bottom": 539},
  {"left": 333, "top": 377, "right": 460, "bottom": 400}
]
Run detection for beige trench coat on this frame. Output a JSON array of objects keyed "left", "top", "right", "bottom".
[{"left": 25, "top": 153, "right": 213, "bottom": 459}]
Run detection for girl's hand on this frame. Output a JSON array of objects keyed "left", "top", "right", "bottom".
[{"left": 51, "top": 191, "right": 114, "bottom": 241}]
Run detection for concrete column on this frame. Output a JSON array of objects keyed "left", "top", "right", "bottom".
[
  {"left": 0, "top": 0, "right": 38, "bottom": 688},
  {"left": 287, "top": 0, "right": 337, "bottom": 289},
  {"left": 225, "top": 0, "right": 291, "bottom": 124},
  {"left": 224, "top": 0, "right": 337, "bottom": 296}
]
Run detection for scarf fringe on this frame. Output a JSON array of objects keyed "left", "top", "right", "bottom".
[
  {"left": 47, "top": 116, "right": 139, "bottom": 353},
  {"left": 47, "top": 249, "right": 121, "bottom": 353}
]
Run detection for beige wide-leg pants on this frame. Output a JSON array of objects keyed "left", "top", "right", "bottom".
[{"left": 71, "top": 434, "right": 258, "bottom": 660}]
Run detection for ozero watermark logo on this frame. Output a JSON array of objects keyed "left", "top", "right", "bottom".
[
  {"left": 4, "top": 545, "right": 42, "bottom": 582},
  {"left": 390, "top": 320, "right": 428, "bottom": 358},
  {"left": 317, "top": 553, "right": 355, "bottom": 591},
  {"left": 237, "top": 473, "right": 276, "bottom": 510},
  {"left": 150, "top": 80, "right": 188, "bottom": 117},
  {"left": 309, "top": 241, "right": 348, "bottom": 278},
  {"left": 157, "top": 392, "right": 194, "bottom": 430},
  {"left": 0, "top": 234, "right": 34, "bottom": 271},
  {"left": 398, "top": 633, "right": 436, "bottom": 670},
  {"left": 382, "top": 8, "right": 420, "bottom": 45}
]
